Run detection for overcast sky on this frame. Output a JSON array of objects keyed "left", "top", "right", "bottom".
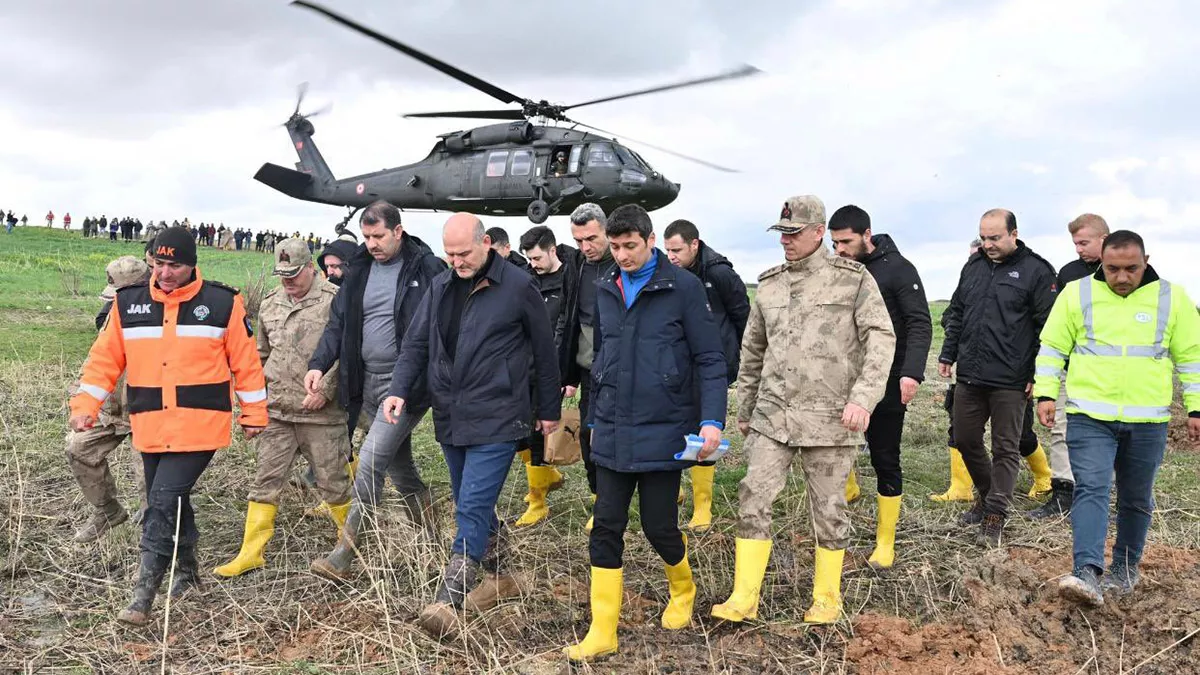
[{"left": 3, "top": 0, "right": 1199, "bottom": 299}]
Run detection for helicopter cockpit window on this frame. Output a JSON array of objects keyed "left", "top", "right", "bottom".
[
  {"left": 486, "top": 150, "right": 509, "bottom": 177},
  {"left": 510, "top": 150, "right": 533, "bottom": 176},
  {"left": 586, "top": 143, "right": 619, "bottom": 167},
  {"left": 614, "top": 145, "right": 642, "bottom": 169}
]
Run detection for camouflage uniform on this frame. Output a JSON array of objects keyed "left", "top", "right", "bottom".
[
  {"left": 251, "top": 270, "right": 350, "bottom": 506},
  {"left": 65, "top": 256, "right": 150, "bottom": 541},
  {"left": 736, "top": 199, "right": 895, "bottom": 550}
]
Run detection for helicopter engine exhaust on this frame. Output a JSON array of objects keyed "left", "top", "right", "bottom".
[{"left": 443, "top": 121, "right": 534, "bottom": 153}]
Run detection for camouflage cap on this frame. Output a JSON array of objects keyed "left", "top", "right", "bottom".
[
  {"left": 273, "top": 237, "right": 312, "bottom": 278},
  {"left": 768, "top": 195, "right": 826, "bottom": 234},
  {"left": 102, "top": 256, "right": 150, "bottom": 300}
]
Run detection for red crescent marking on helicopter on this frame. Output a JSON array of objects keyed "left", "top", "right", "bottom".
[
  {"left": 356, "top": 183, "right": 365, "bottom": 195},
  {"left": 295, "top": 141, "right": 304, "bottom": 150}
]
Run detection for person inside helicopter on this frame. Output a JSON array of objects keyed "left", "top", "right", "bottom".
[{"left": 550, "top": 150, "right": 569, "bottom": 177}]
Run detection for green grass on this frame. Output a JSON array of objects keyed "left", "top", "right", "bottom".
[{"left": 2, "top": 227, "right": 1198, "bottom": 673}]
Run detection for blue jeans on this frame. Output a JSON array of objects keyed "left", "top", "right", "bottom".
[
  {"left": 1066, "top": 413, "right": 1167, "bottom": 572},
  {"left": 441, "top": 441, "right": 517, "bottom": 561}
]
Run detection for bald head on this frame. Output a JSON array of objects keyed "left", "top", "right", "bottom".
[{"left": 443, "top": 213, "right": 491, "bottom": 278}]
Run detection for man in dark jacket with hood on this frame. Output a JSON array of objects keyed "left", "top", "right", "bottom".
[
  {"left": 939, "top": 208, "right": 1058, "bottom": 547},
  {"left": 828, "top": 205, "right": 931, "bottom": 569},
  {"left": 306, "top": 201, "right": 448, "bottom": 581},
  {"left": 662, "top": 218, "right": 750, "bottom": 533},
  {"left": 564, "top": 204, "right": 726, "bottom": 662},
  {"left": 316, "top": 236, "right": 359, "bottom": 287}
]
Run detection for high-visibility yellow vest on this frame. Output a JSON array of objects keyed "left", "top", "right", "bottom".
[{"left": 1033, "top": 272, "right": 1200, "bottom": 423}]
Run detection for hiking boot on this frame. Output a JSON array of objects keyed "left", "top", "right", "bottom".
[
  {"left": 976, "top": 514, "right": 1005, "bottom": 547},
  {"left": 1101, "top": 563, "right": 1140, "bottom": 596},
  {"left": 417, "top": 554, "right": 480, "bottom": 639},
  {"left": 74, "top": 502, "right": 129, "bottom": 542},
  {"left": 169, "top": 547, "right": 203, "bottom": 598},
  {"left": 1027, "top": 479, "right": 1074, "bottom": 520},
  {"left": 117, "top": 551, "right": 169, "bottom": 626},
  {"left": 1059, "top": 565, "right": 1104, "bottom": 606},
  {"left": 958, "top": 500, "right": 985, "bottom": 527}
]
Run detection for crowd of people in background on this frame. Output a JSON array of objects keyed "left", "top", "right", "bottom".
[{"left": 1, "top": 205, "right": 328, "bottom": 254}]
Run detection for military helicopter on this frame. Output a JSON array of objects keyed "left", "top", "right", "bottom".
[{"left": 254, "top": 0, "right": 760, "bottom": 226}]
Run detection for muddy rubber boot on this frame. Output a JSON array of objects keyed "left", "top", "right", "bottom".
[
  {"left": 1027, "top": 479, "right": 1074, "bottom": 520},
  {"left": 1024, "top": 445, "right": 1053, "bottom": 498},
  {"left": 844, "top": 469, "right": 861, "bottom": 504},
  {"left": 711, "top": 538, "right": 773, "bottom": 622},
  {"left": 1059, "top": 565, "right": 1104, "bottom": 606},
  {"left": 169, "top": 547, "right": 202, "bottom": 598},
  {"left": 400, "top": 489, "right": 440, "bottom": 541},
  {"left": 465, "top": 527, "right": 522, "bottom": 612},
  {"left": 417, "top": 554, "right": 480, "bottom": 639},
  {"left": 327, "top": 500, "right": 351, "bottom": 535},
  {"left": 661, "top": 545, "right": 695, "bottom": 629},
  {"left": 803, "top": 547, "right": 845, "bottom": 625},
  {"left": 687, "top": 465, "right": 715, "bottom": 533},
  {"left": 74, "top": 500, "right": 129, "bottom": 543},
  {"left": 868, "top": 495, "right": 901, "bottom": 570},
  {"left": 117, "top": 551, "right": 169, "bottom": 626},
  {"left": 930, "top": 447, "right": 975, "bottom": 502},
  {"left": 213, "top": 502, "right": 277, "bottom": 578},
  {"left": 977, "top": 514, "right": 1005, "bottom": 548},
  {"left": 515, "top": 464, "right": 554, "bottom": 527},
  {"left": 310, "top": 503, "right": 362, "bottom": 582},
  {"left": 563, "top": 566, "right": 622, "bottom": 662}
]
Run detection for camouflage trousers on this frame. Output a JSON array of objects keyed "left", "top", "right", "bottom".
[
  {"left": 248, "top": 419, "right": 352, "bottom": 506},
  {"left": 65, "top": 421, "right": 145, "bottom": 510},
  {"left": 737, "top": 433, "right": 856, "bottom": 549}
]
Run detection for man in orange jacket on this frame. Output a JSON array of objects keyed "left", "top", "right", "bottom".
[{"left": 69, "top": 226, "right": 267, "bottom": 626}]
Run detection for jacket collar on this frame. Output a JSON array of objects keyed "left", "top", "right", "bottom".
[
  {"left": 601, "top": 250, "right": 680, "bottom": 293},
  {"left": 783, "top": 247, "right": 830, "bottom": 274},
  {"left": 150, "top": 267, "right": 203, "bottom": 304},
  {"left": 1094, "top": 263, "right": 1160, "bottom": 289}
]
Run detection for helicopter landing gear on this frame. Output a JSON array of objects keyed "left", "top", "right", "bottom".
[{"left": 526, "top": 199, "right": 549, "bottom": 224}]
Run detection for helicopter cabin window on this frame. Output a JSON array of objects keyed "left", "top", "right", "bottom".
[
  {"left": 586, "top": 142, "right": 619, "bottom": 167},
  {"left": 486, "top": 150, "right": 509, "bottom": 178},
  {"left": 568, "top": 145, "right": 582, "bottom": 173},
  {"left": 510, "top": 150, "right": 533, "bottom": 177}
]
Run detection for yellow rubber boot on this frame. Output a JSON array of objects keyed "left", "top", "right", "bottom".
[
  {"left": 328, "top": 500, "right": 351, "bottom": 535},
  {"left": 687, "top": 465, "right": 715, "bottom": 532},
  {"left": 845, "top": 468, "right": 861, "bottom": 504},
  {"left": 563, "top": 567, "right": 622, "bottom": 662},
  {"left": 711, "top": 538, "right": 773, "bottom": 622},
  {"left": 803, "top": 547, "right": 845, "bottom": 624},
  {"left": 1025, "top": 445, "right": 1053, "bottom": 498},
  {"left": 868, "top": 495, "right": 901, "bottom": 570},
  {"left": 930, "top": 448, "right": 975, "bottom": 502},
  {"left": 213, "top": 502, "right": 277, "bottom": 578},
  {"left": 585, "top": 494, "right": 596, "bottom": 534},
  {"left": 662, "top": 539, "right": 695, "bottom": 629},
  {"left": 515, "top": 465, "right": 553, "bottom": 527}
]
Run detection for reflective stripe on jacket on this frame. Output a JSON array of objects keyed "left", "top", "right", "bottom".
[
  {"left": 1033, "top": 268, "right": 1200, "bottom": 422},
  {"left": 70, "top": 268, "right": 268, "bottom": 452}
]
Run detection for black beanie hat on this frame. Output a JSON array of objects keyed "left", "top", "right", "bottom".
[{"left": 151, "top": 226, "right": 198, "bottom": 266}]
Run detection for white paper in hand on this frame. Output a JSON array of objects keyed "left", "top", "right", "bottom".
[{"left": 674, "top": 434, "right": 731, "bottom": 462}]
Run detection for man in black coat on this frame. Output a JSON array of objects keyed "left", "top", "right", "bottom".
[
  {"left": 485, "top": 225, "right": 533, "bottom": 273},
  {"left": 306, "top": 201, "right": 447, "bottom": 581},
  {"left": 939, "top": 208, "right": 1058, "bottom": 546},
  {"left": 662, "top": 218, "right": 749, "bottom": 532},
  {"left": 564, "top": 204, "right": 726, "bottom": 662},
  {"left": 828, "top": 205, "right": 931, "bottom": 569},
  {"left": 383, "top": 213, "right": 561, "bottom": 638}
]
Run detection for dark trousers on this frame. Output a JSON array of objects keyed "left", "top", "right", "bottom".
[
  {"left": 865, "top": 376, "right": 906, "bottom": 497},
  {"left": 590, "top": 466, "right": 684, "bottom": 569},
  {"left": 579, "top": 368, "right": 596, "bottom": 494},
  {"left": 952, "top": 383, "right": 1028, "bottom": 517},
  {"left": 140, "top": 450, "right": 215, "bottom": 557},
  {"left": 946, "top": 384, "right": 1039, "bottom": 458}
]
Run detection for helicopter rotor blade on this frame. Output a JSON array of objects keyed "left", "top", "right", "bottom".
[
  {"left": 563, "top": 64, "right": 761, "bottom": 112},
  {"left": 402, "top": 109, "right": 526, "bottom": 120},
  {"left": 306, "top": 102, "right": 333, "bottom": 118},
  {"left": 570, "top": 119, "right": 740, "bottom": 173},
  {"left": 290, "top": 0, "right": 524, "bottom": 106},
  {"left": 294, "top": 81, "right": 309, "bottom": 116}
]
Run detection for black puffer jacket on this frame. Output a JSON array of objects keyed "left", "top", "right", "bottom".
[
  {"left": 861, "top": 234, "right": 932, "bottom": 382},
  {"left": 939, "top": 240, "right": 1057, "bottom": 390},
  {"left": 685, "top": 242, "right": 750, "bottom": 383}
]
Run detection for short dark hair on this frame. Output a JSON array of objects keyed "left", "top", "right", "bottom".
[
  {"left": 519, "top": 226, "right": 555, "bottom": 252},
  {"left": 360, "top": 200, "right": 402, "bottom": 230},
  {"left": 606, "top": 204, "right": 653, "bottom": 241},
  {"left": 663, "top": 219, "right": 699, "bottom": 243},
  {"left": 1101, "top": 229, "right": 1145, "bottom": 255},
  {"left": 828, "top": 205, "right": 871, "bottom": 234},
  {"left": 982, "top": 208, "right": 1017, "bottom": 233},
  {"left": 485, "top": 226, "right": 510, "bottom": 246}
]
